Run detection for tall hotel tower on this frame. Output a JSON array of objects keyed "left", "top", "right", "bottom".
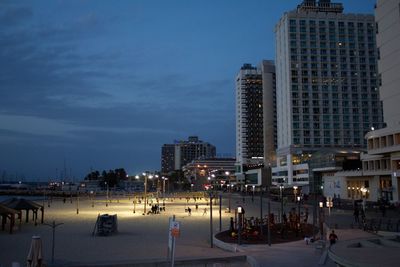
[
  {"left": 360, "top": 0, "right": 400, "bottom": 203},
  {"left": 235, "top": 61, "right": 276, "bottom": 185},
  {"left": 274, "top": 0, "right": 384, "bottom": 186}
]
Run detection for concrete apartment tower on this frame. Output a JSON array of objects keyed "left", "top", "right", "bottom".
[
  {"left": 274, "top": 0, "right": 384, "bottom": 186},
  {"left": 235, "top": 61, "right": 276, "bottom": 186},
  {"left": 360, "top": 0, "right": 400, "bottom": 203}
]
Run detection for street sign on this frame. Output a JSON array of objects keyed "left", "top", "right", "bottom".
[{"left": 170, "top": 221, "right": 180, "bottom": 237}]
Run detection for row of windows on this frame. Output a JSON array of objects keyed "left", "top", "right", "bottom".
[
  {"left": 289, "top": 26, "right": 374, "bottom": 35},
  {"left": 290, "top": 48, "right": 376, "bottom": 57},
  {"left": 289, "top": 36, "right": 376, "bottom": 49},
  {"left": 291, "top": 84, "right": 378, "bottom": 93},
  {"left": 292, "top": 137, "right": 365, "bottom": 146},
  {"left": 292, "top": 115, "right": 381, "bottom": 122},
  {"left": 291, "top": 70, "right": 376, "bottom": 78},
  {"left": 292, "top": 122, "right": 379, "bottom": 131},
  {"left": 289, "top": 20, "right": 374, "bottom": 29},
  {"left": 291, "top": 63, "right": 376, "bottom": 72},
  {"left": 290, "top": 55, "right": 376, "bottom": 63},
  {"left": 291, "top": 77, "right": 377, "bottom": 86},
  {"left": 291, "top": 105, "right": 380, "bottom": 114},
  {"left": 288, "top": 31, "right": 375, "bottom": 42}
]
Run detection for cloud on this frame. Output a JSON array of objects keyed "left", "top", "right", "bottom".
[{"left": 0, "top": 1, "right": 235, "bottom": 178}]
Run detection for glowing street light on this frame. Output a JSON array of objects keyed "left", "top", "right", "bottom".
[
  {"left": 279, "top": 184, "right": 284, "bottom": 222},
  {"left": 293, "top": 186, "right": 298, "bottom": 202}
]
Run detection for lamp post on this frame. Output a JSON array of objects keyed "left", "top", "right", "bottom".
[
  {"left": 279, "top": 184, "right": 284, "bottom": 223},
  {"left": 162, "top": 176, "right": 167, "bottom": 198},
  {"left": 76, "top": 186, "right": 80, "bottom": 214},
  {"left": 90, "top": 190, "right": 94, "bottom": 208},
  {"left": 228, "top": 184, "right": 232, "bottom": 213},
  {"left": 319, "top": 201, "right": 324, "bottom": 240},
  {"left": 293, "top": 186, "right": 298, "bottom": 202},
  {"left": 143, "top": 173, "right": 153, "bottom": 215},
  {"left": 133, "top": 196, "right": 136, "bottom": 213},
  {"left": 155, "top": 174, "right": 159, "bottom": 198},
  {"left": 297, "top": 195, "right": 301, "bottom": 227},
  {"left": 143, "top": 173, "right": 147, "bottom": 215},
  {"left": 252, "top": 185, "right": 255, "bottom": 202},
  {"left": 237, "top": 206, "right": 245, "bottom": 245},
  {"left": 360, "top": 187, "right": 367, "bottom": 212},
  {"left": 105, "top": 182, "right": 109, "bottom": 207},
  {"left": 209, "top": 192, "right": 213, "bottom": 248}
]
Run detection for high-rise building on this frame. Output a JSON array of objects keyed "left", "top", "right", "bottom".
[
  {"left": 161, "top": 136, "right": 216, "bottom": 174},
  {"left": 235, "top": 62, "right": 276, "bottom": 186},
  {"left": 235, "top": 63, "right": 263, "bottom": 182},
  {"left": 359, "top": 0, "right": 400, "bottom": 203},
  {"left": 274, "top": 0, "right": 384, "bottom": 186},
  {"left": 261, "top": 60, "right": 278, "bottom": 167}
]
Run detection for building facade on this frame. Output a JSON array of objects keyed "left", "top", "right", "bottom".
[
  {"left": 235, "top": 62, "right": 276, "bottom": 186},
  {"left": 273, "top": 0, "right": 384, "bottom": 186},
  {"left": 161, "top": 136, "right": 216, "bottom": 174},
  {"left": 261, "top": 60, "right": 278, "bottom": 167},
  {"left": 356, "top": 0, "right": 400, "bottom": 203}
]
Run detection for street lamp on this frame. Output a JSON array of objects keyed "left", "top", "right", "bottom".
[
  {"left": 76, "top": 185, "right": 80, "bottom": 214},
  {"left": 162, "top": 176, "right": 167, "bottom": 198},
  {"left": 90, "top": 190, "right": 94, "bottom": 208},
  {"left": 326, "top": 197, "right": 333, "bottom": 216},
  {"left": 105, "top": 182, "right": 109, "bottom": 207},
  {"left": 237, "top": 206, "right": 245, "bottom": 245},
  {"left": 143, "top": 173, "right": 153, "bottom": 215},
  {"left": 279, "top": 184, "right": 284, "bottom": 223},
  {"left": 293, "top": 186, "right": 298, "bottom": 202},
  {"left": 319, "top": 201, "right": 324, "bottom": 240},
  {"left": 297, "top": 195, "right": 301, "bottom": 222},
  {"left": 360, "top": 187, "right": 367, "bottom": 211}
]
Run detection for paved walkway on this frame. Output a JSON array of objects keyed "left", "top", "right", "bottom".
[
  {"left": 223, "top": 193, "right": 400, "bottom": 267},
  {"left": 0, "top": 193, "right": 399, "bottom": 267}
]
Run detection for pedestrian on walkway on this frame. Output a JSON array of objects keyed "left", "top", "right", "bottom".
[
  {"left": 329, "top": 230, "right": 338, "bottom": 245},
  {"left": 354, "top": 206, "right": 359, "bottom": 223},
  {"left": 229, "top": 217, "right": 234, "bottom": 234},
  {"left": 380, "top": 203, "right": 386, "bottom": 217}
]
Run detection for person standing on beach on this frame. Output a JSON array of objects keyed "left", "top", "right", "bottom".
[{"left": 203, "top": 207, "right": 207, "bottom": 216}]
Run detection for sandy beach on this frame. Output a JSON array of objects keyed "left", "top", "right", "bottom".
[{"left": 0, "top": 194, "right": 243, "bottom": 266}]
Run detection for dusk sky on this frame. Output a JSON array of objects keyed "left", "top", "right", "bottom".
[{"left": 0, "top": 0, "right": 376, "bottom": 181}]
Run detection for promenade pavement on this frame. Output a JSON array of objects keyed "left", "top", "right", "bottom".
[
  {"left": 0, "top": 192, "right": 399, "bottom": 267},
  {"left": 224, "top": 193, "right": 399, "bottom": 267}
]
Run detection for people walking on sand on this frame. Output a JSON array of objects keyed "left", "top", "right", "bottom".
[
  {"left": 188, "top": 207, "right": 192, "bottom": 216},
  {"left": 195, "top": 203, "right": 198, "bottom": 211},
  {"left": 329, "top": 230, "right": 338, "bottom": 245},
  {"left": 203, "top": 207, "right": 207, "bottom": 216}
]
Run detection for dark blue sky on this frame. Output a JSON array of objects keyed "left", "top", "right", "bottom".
[{"left": 0, "top": 0, "right": 376, "bottom": 181}]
